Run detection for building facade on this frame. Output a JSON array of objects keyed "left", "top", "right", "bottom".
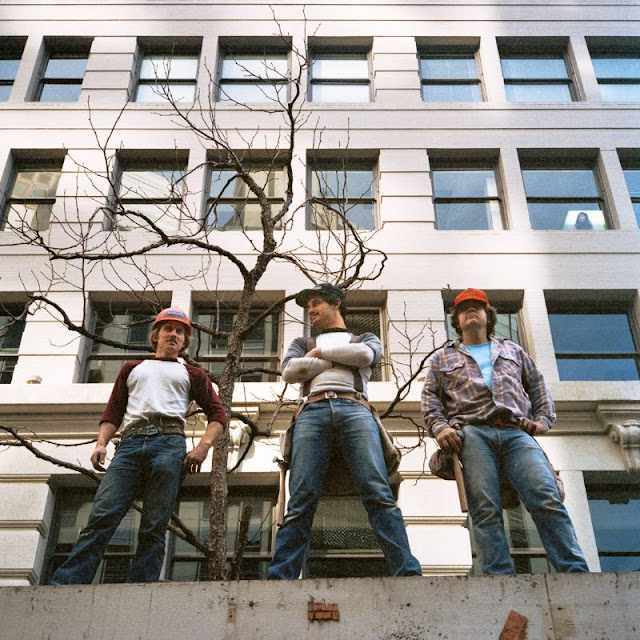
[{"left": 0, "top": 0, "right": 638, "bottom": 586}]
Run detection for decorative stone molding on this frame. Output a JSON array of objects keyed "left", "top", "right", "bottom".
[{"left": 608, "top": 420, "right": 640, "bottom": 471}]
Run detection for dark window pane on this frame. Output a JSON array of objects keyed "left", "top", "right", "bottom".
[
  {"left": 0, "top": 58, "right": 20, "bottom": 81},
  {"left": 556, "top": 358, "right": 639, "bottom": 381},
  {"left": 592, "top": 57, "right": 640, "bottom": 79},
  {"left": 44, "top": 57, "right": 87, "bottom": 78},
  {"left": 548, "top": 314, "right": 636, "bottom": 354},
  {"left": 501, "top": 57, "right": 569, "bottom": 79},
  {"left": 433, "top": 170, "right": 497, "bottom": 198},
  {"left": 505, "top": 84, "right": 572, "bottom": 102},
  {"left": 523, "top": 170, "right": 599, "bottom": 198},
  {"left": 422, "top": 83, "right": 481, "bottom": 102},
  {"left": 435, "top": 201, "right": 500, "bottom": 230},
  {"left": 39, "top": 83, "right": 83, "bottom": 102},
  {"left": 420, "top": 57, "right": 478, "bottom": 79}
]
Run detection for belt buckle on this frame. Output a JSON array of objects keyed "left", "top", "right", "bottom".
[{"left": 324, "top": 391, "right": 338, "bottom": 399}]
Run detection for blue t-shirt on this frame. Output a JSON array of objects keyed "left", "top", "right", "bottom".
[{"left": 464, "top": 342, "right": 493, "bottom": 389}]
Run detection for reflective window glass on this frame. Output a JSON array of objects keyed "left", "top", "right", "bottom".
[
  {"left": 310, "top": 165, "right": 376, "bottom": 230},
  {"left": 420, "top": 53, "right": 482, "bottom": 103},
  {"left": 38, "top": 54, "right": 88, "bottom": 102},
  {"left": 310, "top": 53, "right": 370, "bottom": 103},
  {"left": 432, "top": 168, "right": 503, "bottom": 230},
  {"left": 587, "top": 483, "right": 640, "bottom": 572},
  {"left": 622, "top": 168, "right": 640, "bottom": 226},
  {"left": 548, "top": 312, "right": 640, "bottom": 381},
  {"left": 135, "top": 54, "right": 199, "bottom": 103},
  {"left": 218, "top": 53, "right": 288, "bottom": 103},
  {"left": 591, "top": 55, "right": 640, "bottom": 103},
  {"left": 501, "top": 53, "right": 574, "bottom": 103},
  {"left": 522, "top": 168, "right": 606, "bottom": 230}
]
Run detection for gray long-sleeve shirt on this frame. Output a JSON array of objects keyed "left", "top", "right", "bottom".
[{"left": 282, "top": 329, "right": 381, "bottom": 399}]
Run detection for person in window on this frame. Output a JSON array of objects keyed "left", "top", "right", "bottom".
[
  {"left": 268, "top": 283, "right": 422, "bottom": 579},
  {"left": 50, "top": 307, "right": 227, "bottom": 584},
  {"left": 422, "top": 288, "right": 589, "bottom": 574},
  {"left": 574, "top": 211, "right": 594, "bottom": 229}
]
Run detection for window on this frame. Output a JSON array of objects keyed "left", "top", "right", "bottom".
[
  {"left": 419, "top": 46, "right": 482, "bottom": 102},
  {"left": 0, "top": 306, "right": 26, "bottom": 383},
  {"left": 470, "top": 503, "right": 551, "bottom": 575},
  {"left": 134, "top": 38, "right": 201, "bottom": 102},
  {"left": 309, "top": 41, "right": 371, "bottom": 102},
  {"left": 587, "top": 476, "right": 640, "bottom": 572},
  {"left": 587, "top": 38, "right": 640, "bottom": 103},
  {"left": 35, "top": 38, "right": 92, "bottom": 102},
  {"left": 546, "top": 293, "right": 640, "bottom": 381},
  {"left": 308, "top": 306, "right": 383, "bottom": 381},
  {"left": 205, "top": 164, "right": 285, "bottom": 230},
  {"left": 113, "top": 153, "right": 187, "bottom": 234},
  {"left": 305, "top": 495, "right": 386, "bottom": 578},
  {"left": 0, "top": 37, "right": 26, "bottom": 101},
  {"left": 443, "top": 290, "right": 523, "bottom": 343},
  {"left": 218, "top": 41, "right": 289, "bottom": 103},
  {"left": 43, "top": 485, "right": 277, "bottom": 583},
  {"left": 193, "top": 305, "right": 280, "bottom": 382},
  {"left": 309, "top": 160, "right": 376, "bottom": 230},
  {"left": 86, "top": 304, "right": 156, "bottom": 383},
  {"left": 619, "top": 153, "right": 640, "bottom": 227},
  {"left": 499, "top": 39, "right": 574, "bottom": 102},
  {"left": 521, "top": 160, "right": 607, "bottom": 230},
  {"left": 431, "top": 164, "right": 503, "bottom": 230},
  {"left": 2, "top": 156, "right": 64, "bottom": 231}
]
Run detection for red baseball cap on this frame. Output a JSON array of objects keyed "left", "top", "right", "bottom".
[{"left": 454, "top": 288, "right": 490, "bottom": 308}]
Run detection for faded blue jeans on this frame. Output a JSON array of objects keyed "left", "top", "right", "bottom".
[
  {"left": 50, "top": 433, "right": 186, "bottom": 584},
  {"left": 460, "top": 425, "right": 589, "bottom": 574},
  {"left": 268, "top": 398, "right": 422, "bottom": 579}
]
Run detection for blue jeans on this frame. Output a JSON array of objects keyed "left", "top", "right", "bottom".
[
  {"left": 460, "top": 425, "right": 589, "bottom": 574},
  {"left": 50, "top": 433, "right": 186, "bottom": 584},
  {"left": 268, "top": 398, "right": 422, "bottom": 579}
]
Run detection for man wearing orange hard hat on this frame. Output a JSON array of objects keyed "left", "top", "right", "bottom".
[
  {"left": 51, "top": 307, "right": 227, "bottom": 584},
  {"left": 422, "top": 288, "right": 588, "bottom": 574}
]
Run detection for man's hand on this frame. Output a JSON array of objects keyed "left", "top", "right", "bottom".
[
  {"left": 183, "top": 445, "right": 209, "bottom": 474},
  {"left": 305, "top": 347, "right": 322, "bottom": 358},
  {"left": 90, "top": 444, "right": 108, "bottom": 472},
  {"left": 521, "top": 418, "right": 549, "bottom": 437},
  {"left": 435, "top": 426, "right": 463, "bottom": 454}
]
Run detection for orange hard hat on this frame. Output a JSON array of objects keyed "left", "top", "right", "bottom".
[
  {"left": 454, "top": 288, "right": 490, "bottom": 308},
  {"left": 151, "top": 307, "right": 191, "bottom": 336}
]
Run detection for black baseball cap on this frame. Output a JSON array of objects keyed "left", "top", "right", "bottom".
[{"left": 295, "top": 283, "right": 346, "bottom": 307}]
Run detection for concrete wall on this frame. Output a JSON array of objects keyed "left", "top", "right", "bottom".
[{"left": 1, "top": 573, "right": 639, "bottom": 640}]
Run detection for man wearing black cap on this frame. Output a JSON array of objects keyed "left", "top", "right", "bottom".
[
  {"left": 268, "top": 283, "right": 421, "bottom": 579},
  {"left": 422, "top": 288, "right": 588, "bottom": 574}
]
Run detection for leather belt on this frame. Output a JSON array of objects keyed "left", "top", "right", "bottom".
[
  {"left": 293, "top": 390, "right": 372, "bottom": 421},
  {"left": 120, "top": 416, "right": 185, "bottom": 440}
]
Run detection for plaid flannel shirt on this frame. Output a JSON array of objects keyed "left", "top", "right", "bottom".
[{"left": 421, "top": 337, "right": 556, "bottom": 438}]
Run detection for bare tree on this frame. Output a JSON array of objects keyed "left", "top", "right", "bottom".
[{"left": 0, "top": 25, "right": 401, "bottom": 580}]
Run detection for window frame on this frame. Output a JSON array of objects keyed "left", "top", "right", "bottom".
[
  {"left": 307, "top": 158, "right": 378, "bottom": 231},
  {"left": 34, "top": 38, "right": 92, "bottom": 103},
  {"left": 85, "top": 302, "right": 159, "bottom": 383},
  {"left": 134, "top": 38, "right": 201, "bottom": 103},
  {"left": 309, "top": 47, "right": 371, "bottom": 103},
  {"left": 204, "top": 162, "right": 286, "bottom": 230},
  {"left": 498, "top": 38, "right": 576, "bottom": 103},
  {"left": 520, "top": 156, "right": 608, "bottom": 230},
  {"left": 545, "top": 292, "right": 640, "bottom": 382},
  {"left": 0, "top": 304, "right": 26, "bottom": 384},
  {"left": 618, "top": 151, "right": 640, "bottom": 227},
  {"left": 217, "top": 41, "right": 290, "bottom": 104},
  {"left": 0, "top": 37, "right": 26, "bottom": 101},
  {"left": 587, "top": 38, "right": 640, "bottom": 103},
  {"left": 1, "top": 155, "right": 64, "bottom": 232},
  {"left": 418, "top": 46, "right": 483, "bottom": 103},
  {"left": 430, "top": 162, "right": 504, "bottom": 230},
  {"left": 111, "top": 153, "right": 188, "bottom": 233},
  {"left": 192, "top": 305, "right": 282, "bottom": 383}
]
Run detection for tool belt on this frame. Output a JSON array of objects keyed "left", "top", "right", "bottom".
[
  {"left": 120, "top": 415, "right": 185, "bottom": 440},
  {"left": 283, "top": 390, "right": 401, "bottom": 477}
]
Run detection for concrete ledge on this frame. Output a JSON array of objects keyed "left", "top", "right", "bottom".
[{"left": 0, "top": 573, "right": 638, "bottom": 639}]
